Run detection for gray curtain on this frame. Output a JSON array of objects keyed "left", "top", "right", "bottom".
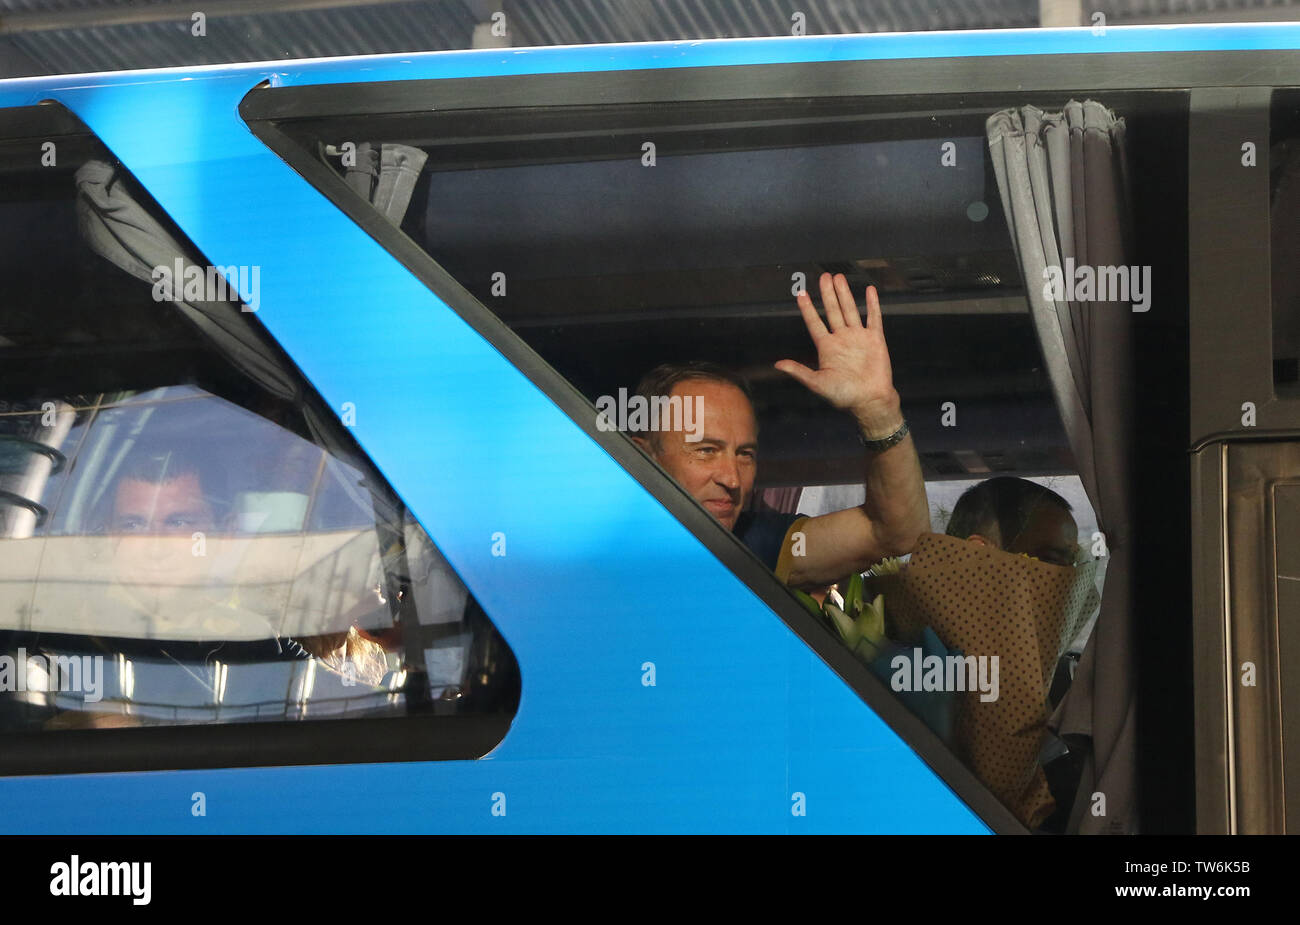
[
  {"left": 75, "top": 160, "right": 299, "bottom": 402},
  {"left": 986, "top": 100, "right": 1137, "bottom": 834},
  {"left": 344, "top": 142, "right": 428, "bottom": 225},
  {"left": 73, "top": 160, "right": 364, "bottom": 472}
]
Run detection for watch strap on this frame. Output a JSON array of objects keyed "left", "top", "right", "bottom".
[{"left": 858, "top": 418, "right": 909, "bottom": 451}]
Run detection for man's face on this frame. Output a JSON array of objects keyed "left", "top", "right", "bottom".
[
  {"left": 111, "top": 472, "right": 216, "bottom": 601},
  {"left": 112, "top": 473, "right": 214, "bottom": 536},
  {"left": 641, "top": 379, "right": 757, "bottom": 531},
  {"left": 1005, "top": 503, "right": 1079, "bottom": 567}
]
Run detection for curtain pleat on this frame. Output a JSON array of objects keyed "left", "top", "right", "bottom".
[
  {"left": 345, "top": 142, "right": 428, "bottom": 225},
  {"left": 987, "top": 100, "right": 1137, "bottom": 834},
  {"left": 74, "top": 161, "right": 364, "bottom": 472}
]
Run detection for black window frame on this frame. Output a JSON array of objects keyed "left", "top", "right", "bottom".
[{"left": 0, "top": 102, "right": 518, "bottom": 776}]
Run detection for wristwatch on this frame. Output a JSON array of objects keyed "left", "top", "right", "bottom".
[{"left": 857, "top": 418, "right": 909, "bottom": 452}]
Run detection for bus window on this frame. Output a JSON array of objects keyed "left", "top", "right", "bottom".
[
  {"left": 0, "top": 105, "right": 519, "bottom": 757},
  {"left": 249, "top": 88, "right": 1179, "bottom": 830}
]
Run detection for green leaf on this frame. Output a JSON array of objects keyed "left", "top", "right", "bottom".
[
  {"left": 853, "top": 636, "right": 882, "bottom": 664},
  {"left": 824, "top": 602, "right": 855, "bottom": 642},
  {"left": 845, "top": 572, "right": 865, "bottom": 616},
  {"left": 854, "top": 593, "right": 886, "bottom": 645},
  {"left": 792, "top": 588, "right": 823, "bottom": 619}
]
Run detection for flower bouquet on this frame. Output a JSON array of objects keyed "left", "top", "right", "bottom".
[{"left": 791, "top": 559, "right": 958, "bottom": 746}]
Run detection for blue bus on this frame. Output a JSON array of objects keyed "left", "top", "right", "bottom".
[{"left": 0, "top": 21, "right": 1296, "bottom": 834}]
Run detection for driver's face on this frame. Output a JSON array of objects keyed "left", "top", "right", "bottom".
[
  {"left": 112, "top": 473, "right": 214, "bottom": 536},
  {"left": 111, "top": 473, "right": 216, "bottom": 601}
]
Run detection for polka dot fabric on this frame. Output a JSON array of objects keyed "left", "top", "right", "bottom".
[{"left": 869, "top": 533, "right": 1098, "bottom": 829}]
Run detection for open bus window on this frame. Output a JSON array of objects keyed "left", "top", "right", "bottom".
[
  {"left": 256, "top": 92, "right": 1132, "bottom": 829},
  {"left": 0, "top": 107, "right": 519, "bottom": 738}
]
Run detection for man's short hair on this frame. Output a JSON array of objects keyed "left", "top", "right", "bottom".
[
  {"left": 117, "top": 447, "right": 206, "bottom": 487},
  {"left": 633, "top": 361, "right": 754, "bottom": 450},
  {"left": 634, "top": 361, "right": 753, "bottom": 405},
  {"left": 944, "top": 476, "right": 1072, "bottom": 548},
  {"left": 107, "top": 444, "right": 228, "bottom": 521}
]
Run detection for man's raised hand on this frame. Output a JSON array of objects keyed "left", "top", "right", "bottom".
[{"left": 775, "top": 272, "right": 903, "bottom": 438}]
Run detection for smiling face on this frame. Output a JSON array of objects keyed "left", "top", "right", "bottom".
[{"left": 640, "top": 378, "right": 757, "bottom": 531}]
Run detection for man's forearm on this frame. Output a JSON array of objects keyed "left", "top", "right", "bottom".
[
  {"left": 853, "top": 396, "right": 930, "bottom": 559},
  {"left": 774, "top": 276, "right": 931, "bottom": 585}
]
